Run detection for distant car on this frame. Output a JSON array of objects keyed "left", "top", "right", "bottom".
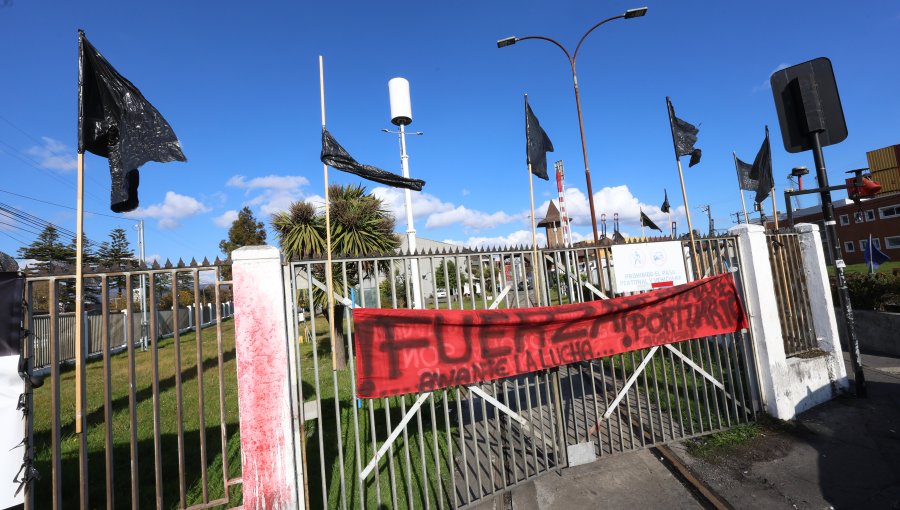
[
  {"left": 435, "top": 288, "right": 447, "bottom": 299},
  {"left": 517, "top": 279, "right": 533, "bottom": 291}
]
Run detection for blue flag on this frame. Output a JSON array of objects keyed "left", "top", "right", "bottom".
[{"left": 863, "top": 236, "right": 891, "bottom": 272}]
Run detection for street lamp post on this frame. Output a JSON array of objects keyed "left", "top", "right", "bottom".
[
  {"left": 384, "top": 77, "right": 425, "bottom": 309},
  {"left": 498, "top": 7, "right": 648, "bottom": 245}
]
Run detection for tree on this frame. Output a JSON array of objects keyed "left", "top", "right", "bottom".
[
  {"left": 17, "top": 224, "right": 74, "bottom": 270},
  {"left": 272, "top": 184, "right": 399, "bottom": 370},
  {"left": 97, "top": 228, "right": 136, "bottom": 268},
  {"left": 219, "top": 207, "right": 267, "bottom": 256},
  {"left": 97, "top": 228, "right": 137, "bottom": 297}
]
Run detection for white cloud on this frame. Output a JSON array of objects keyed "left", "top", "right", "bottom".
[
  {"left": 227, "top": 174, "right": 310, "bottom": 216},
  {"left": 427, "top": 206, "right": 520, "bottom": 231},
  {"left": 752, "top": 63, "right": 790, "bottom": 93},
  {"left": 27, "top": 137, "right": 77, "bottom": 172},
  {"left": 373, "top": 187, "right": 521, "bottom": 233},
  {"left": 444, "top": 230, "right": 548, "bottom": 249},
  {"left": 213, "top": 209, "right": 239, "bottom": 228},
  {"left": 124, "top": 191, "right": 211, "bottom": 229},
  {"left": 461, "top": 189, "right": 470, "bottom": 196},
  {"left": 540, "top": 184, "right": 684, "bottom": 234}
]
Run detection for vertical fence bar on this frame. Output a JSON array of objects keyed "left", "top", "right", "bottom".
[
  {"left": 100, "top": 276, "right": 114, "bottom": 509},
  {"left": 148, "top": 272, "right": 163, "bottom": 510},
  {"left": 48, "top": 279, "right": 61, "bottom": 510},
  {"left": 125, "top": 274, "right": 139, "bottom": 509},
  {"left": 192, "top": 269, "right": 209, "bottom": 503}
]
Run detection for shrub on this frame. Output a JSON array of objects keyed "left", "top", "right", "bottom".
[{"left": 841, "top": 272, "right": 900, "bottom": 312}]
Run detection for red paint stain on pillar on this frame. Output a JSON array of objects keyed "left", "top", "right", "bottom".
[{"left": 233, "top": 266, "right": 295, "bottom": 509}]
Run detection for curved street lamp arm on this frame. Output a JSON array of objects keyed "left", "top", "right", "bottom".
[
  {"left": 515, "top": 35, "right": 574, "bottom": 66},
  {"left": 573, "top": 14, "right": 625, "bottom": 61}
]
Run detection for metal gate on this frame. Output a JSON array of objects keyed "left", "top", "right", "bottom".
[
  {"left": 23, "top": 260, "right": 242, "bottom": 509},
  {"left": 286, "top": 237, "right": 760, "bottom": 509}
]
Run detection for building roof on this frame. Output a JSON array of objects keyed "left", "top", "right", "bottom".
[{"left": 537, "top": 201, "right": 569, "bottom": 228}]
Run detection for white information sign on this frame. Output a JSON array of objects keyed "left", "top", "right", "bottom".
[{"left": 611, "top": 241, "right": 688, "bottom": 293}]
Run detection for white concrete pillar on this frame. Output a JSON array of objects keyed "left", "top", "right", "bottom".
[
  {"left": 232, "top": 245, "right": 302, "bottom": 509},
  {"left": 730, "top": 224, "right": 789, "bottom": 417},
  {"left": 731, "top": 223, "right": 848, "bottom": 419},
  {"left": 795, "top": 223, "right": 849, "bottom": 390}
]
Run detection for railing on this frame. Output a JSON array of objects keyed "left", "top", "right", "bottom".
[
  {"left": 23, "top": 261, "right": 242, "bottom": 510},
  {"left": 29, "top": 302, "right": 235, "bottom": 370},
  {"left": 286, "top": 236, "right": 760, "bottom": 509},
  {"left": 766, "top": 231, "right": 819, "bottom": 356}
]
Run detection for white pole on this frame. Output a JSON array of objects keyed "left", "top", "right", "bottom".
[
  {"left": 138, "top": 219, "right": 148, "bottom": 350},
  {"left": 398, "top": 124, "right": 423, "bottom": 309}
]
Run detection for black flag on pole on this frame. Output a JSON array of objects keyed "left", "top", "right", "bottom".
[
  {"left": 666, "top": 97, "right": 702, "bottom": 167},
  {"left": 749, "top": 126, "right": 773, "bottom": 204},
  {"left": 321, "top": 130, "right": 425, "bottom": 191},
  {"left": 640, "top": 210, "right": 662, "bottom": 231},
  {"left": 660, "top": 189, "right": 671, "bottom": 213},
  {"left": 734, "top": 156, "right": 758, "bottom": 192},
  {"left": 78, "top": 31, "right": 186, "bottom": 213},
  {"left": 525, "top": 99, "right": 554, "bottom": 180}
]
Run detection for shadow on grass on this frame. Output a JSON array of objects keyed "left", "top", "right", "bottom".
[{"left": 32, "top": 425, "right": 242, "bottom": 509}]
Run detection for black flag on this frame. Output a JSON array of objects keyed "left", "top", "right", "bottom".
[
  {"left": 660, "top": 189, "right": 671, "bottom": 213},
  {"left": 78, "top": 31, "right": 186, "bottom": 213},
  {"left": 749, "top": 126, "right": 773, "bottom": 204},
  {"left": 666, "top": 97, "right": 702, "bottom": 167},
  {"left": 321, "top": 130, "right": 425, "bottom": 191},
  {"left": 734, "top": 156, "right": 758, "bottom": 192},
  {"left": 640, "top": 210, "right": 662, "bottom": 232},
  {"left": 525, "top": 99, "right": 554, "bottom": 180}
]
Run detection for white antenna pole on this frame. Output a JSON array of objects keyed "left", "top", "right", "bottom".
[
  {"left": 388, "top": 77, "right": 423, "bottom": 309},
  {"left": 137, "top": 219, "right": 148, "bottom": 350}
]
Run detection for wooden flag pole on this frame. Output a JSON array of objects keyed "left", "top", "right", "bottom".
[
  {"left": 524, "top": 95, "right": 542, "bottom": 307},
  {"left": 676, "top": 159, "right": 701, "bottom": 270},
  {"left": 319, "top": 56, "right": 338, "bottom": 368},
  {"left": 733, "top": 152, "right": 750, "bottom": 224},
  {"left": 74, "top": 152, "right": 85, "bottom": 434},
  {"left": 528, "top": 163, "right": 542, "bottom": 307},
  {"left": 771, "top": 187, "right": 779, "bottom": 230}
]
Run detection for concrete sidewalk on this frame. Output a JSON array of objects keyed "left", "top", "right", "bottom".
[{"left": 477, "top": 352, "right": 900, "bottom": 509}]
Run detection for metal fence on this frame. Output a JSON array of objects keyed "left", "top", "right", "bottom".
[
  {"left": 286, "top": 236, "right": 761, "bottom": 509},
  {"left": 766, "top": 231, "right": 818, "bottom": 356},
  {"left": 23, "top": 261, "right": 242, "bottom": 510},
  {"left": 29, "top": 302, "right": 235, "bottom": 370}
]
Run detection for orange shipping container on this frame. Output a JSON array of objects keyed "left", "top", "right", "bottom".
[
  {"left": 866, "top": 144, "right": 900, "bottom": 172},
  {"left": 869, "top": 166, "right": 900, "bottom": 195}
]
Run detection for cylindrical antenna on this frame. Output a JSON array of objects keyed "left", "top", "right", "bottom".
[{"left": 389, "top": 77, "right": 412, "bottom": 126}]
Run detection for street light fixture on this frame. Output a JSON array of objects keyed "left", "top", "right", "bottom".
[{"left": 498, "top": 7, "right": 648, "bottom": 245}]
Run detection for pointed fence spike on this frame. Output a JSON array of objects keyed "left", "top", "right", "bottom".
[{"left": 202, "top": 257, "right": 210, "bottom": 266}]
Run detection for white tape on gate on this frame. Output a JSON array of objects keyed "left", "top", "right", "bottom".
[
  {"left": 489, "top": 285, "right": 512, "bottom": 310},
  {"left": 360, "top": 392, "right": 431, "bottom": 480},
  {"left": 467, "top": 385, "right": 527, "bottom": 426},
  {"left": 602, "top": 346, "right": 659, "bottom": 419}
]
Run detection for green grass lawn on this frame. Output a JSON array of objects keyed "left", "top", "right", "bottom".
[
  {"left": 31, "top": 320, "right": 242, "bottom": 509},
  {"left": 296, "top": 318, "right": 458, "bottom": 510},
  {"left": 829, "top": 260, "right": 900, "bottom": 275}
]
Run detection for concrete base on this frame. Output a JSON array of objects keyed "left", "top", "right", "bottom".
[
  {"left": 496, "top": 450, "right": 701, "bottom": 510},
  {"left": 775, "top": 353, "right": 849, "bottom": 418}
]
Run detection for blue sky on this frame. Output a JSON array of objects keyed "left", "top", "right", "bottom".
[{"left": 1, "top": 1, "right": 899, "bottom": 265}]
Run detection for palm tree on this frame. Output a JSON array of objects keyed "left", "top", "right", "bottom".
[{"left": 272, "top": 184, "right": 399, "bottom": 370}]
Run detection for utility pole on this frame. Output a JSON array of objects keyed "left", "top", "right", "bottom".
[
  {"left": 698, "top": 205, "right": 714, "bottom": 236},
  {"left": 730, "top": 211, "right": 747, "bottom": 225}
]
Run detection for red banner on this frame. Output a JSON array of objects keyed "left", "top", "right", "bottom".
[{"left": 353, "top": 273, "right": 747, "bottom": 399}]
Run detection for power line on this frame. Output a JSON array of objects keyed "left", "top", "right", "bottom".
[
  {"left": 0, "top": 203, "right": 102, "bottom": 248},
  {"left": 0, "top": 188, "right": 134, "bottom": 222},
  {"left": 0, "top": 137, "right": 109, "bottom": 204},
  {"left": 0, "top": 229, "right": 30, "bottom": 246}
]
